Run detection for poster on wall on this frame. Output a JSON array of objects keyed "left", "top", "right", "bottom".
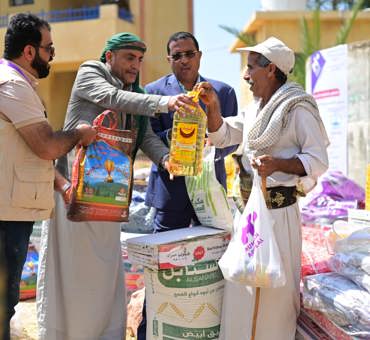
[{"left": 306, "top": 44, "right": 348, "bottom": 175}]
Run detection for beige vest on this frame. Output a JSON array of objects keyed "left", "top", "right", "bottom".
[{"left": 0, "top": 116, "right": 54, "bottom": 221}]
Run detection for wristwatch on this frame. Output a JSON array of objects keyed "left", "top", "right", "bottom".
[
  {"left": 159, "top": 154, "right": 170, "bottom": 170},
  {"left": 61, "top": 182, "right": 71, "bottom": 193}
]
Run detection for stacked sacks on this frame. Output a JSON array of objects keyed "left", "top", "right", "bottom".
[
  {"left": 127, "top": 227, "right": 230, "bottom": 339},
  {"left": 303, "top": 273, "right": 370, "bottom": 338},
  {"left": 303, "top": 227, "right": 370, "bottom": 338},
  {"left": 329, "top": 227, "right": 370, "bottom": 295}
]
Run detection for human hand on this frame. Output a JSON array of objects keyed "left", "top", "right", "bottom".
[
  {"left": 76, "top": 124, "right": 97, "bottom": 146},
  {"left": 168, "top": 94, "right": 196, "bottom": 113},
  {"left": 193, "top": 82, "right": 218, "bottom": 106},
  {"left": 160, "top": 154, "right": 174, "bottom": 180},
  {"left": 251, "top": 154, "right": 277, "bottom": 177},
  {"left": 62, "top": 185, "right": 72, "bottom": 205},
  {"left": 56, "top": 181, "right": 72, "bottom": 205},
  {"left": 164, "top": 160, "right": 175, "bottom": 181}
]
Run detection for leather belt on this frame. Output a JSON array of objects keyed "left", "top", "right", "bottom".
[{"left": 266, "top": 186, "right": 297, "bottom": 209}]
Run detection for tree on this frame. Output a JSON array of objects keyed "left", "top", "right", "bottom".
[
  {"left": 307, "top": 0, "right": 369, "bottom": 10},
  {"left": 220, "top": 0, "right": 365, "bottom": 87},
  {"left": 218, "top": 25, "right": 256, "bottom": 46}
]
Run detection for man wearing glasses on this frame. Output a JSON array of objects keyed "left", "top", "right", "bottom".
[
  {"left": 144, "top": 31, "right": 238, "bottom": 233},
  {"left": 137, "top": 31, "right": 238, "bottom": 340},
  {"left": 0, "top": 13, "right": 96, "bottom": 340}
]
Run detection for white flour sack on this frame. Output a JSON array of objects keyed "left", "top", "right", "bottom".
[{"left": 145, "top": 260, "right": 224, "bottom": 339}]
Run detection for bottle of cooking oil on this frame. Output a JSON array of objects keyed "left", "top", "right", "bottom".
[{"left": 169, "top": 89, "right": 207, "bottom": 176}]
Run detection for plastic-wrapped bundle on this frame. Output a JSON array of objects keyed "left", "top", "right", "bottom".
[
  {"left": 335, "top": 227, "right": 370, "bottom": 254},
  {"left": 300, "top": 171, "right": 365, "bottom": 224},
  {"left": 120, "top": 190, "right": 154, "bottom": 234},
  {"left": 301, "top": 225, "right": 332, "bottom": 278},
  {"left": 329, "top": 252, "right": 370, "bottom": 293},
  {"left": 303, "top": 272, "right": 370, "bottom": 337}
]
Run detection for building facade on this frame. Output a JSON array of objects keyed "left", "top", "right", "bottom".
[
  {"left": 231, "top": 10, "right": 370, "bottom": 107},
  {"left": 0, "top": 0, "right": 193, "bottom": 128}
]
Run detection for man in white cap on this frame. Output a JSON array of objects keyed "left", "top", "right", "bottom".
[{"left": 194, "top": 37, "right": 329, "bottom": 339}]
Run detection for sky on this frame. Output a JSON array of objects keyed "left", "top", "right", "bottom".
[{"left": 193, "top": 0, "right": 261, "bottom": 102}]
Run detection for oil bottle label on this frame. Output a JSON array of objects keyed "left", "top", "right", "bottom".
[{"left": 177, "top": 122, "right": 198, "bottom": 145}]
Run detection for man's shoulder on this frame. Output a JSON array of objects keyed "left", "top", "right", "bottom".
[
  {"left": 201, "top": 76, "right": 234, "bottom": 92},
  {"left": 78, "top": 60, "right": 107, "bottom": 73},
  {"left": 145, "top": 74, "right": 176, "bottom": 92},
  {"left": 0, "top": 64, "right": 24, "bottom": 85}
]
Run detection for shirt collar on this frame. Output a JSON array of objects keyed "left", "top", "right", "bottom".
[
  {"left": 21, "top": 66, "right": 39, "bottom": 89},
  {"left": 177, "top": 75, "right": 201, "bottom": 93},
  {"left": 1, "top": 59, "right": 39, "bottom": 88}
]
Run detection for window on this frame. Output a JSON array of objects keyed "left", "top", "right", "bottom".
[{"left": 10, "top": 0, "right": 34, "bottom": 6}]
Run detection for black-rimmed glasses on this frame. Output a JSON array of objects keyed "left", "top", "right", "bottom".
[{"left": 169, "top": 50, "right": 199, "bottom": 62}]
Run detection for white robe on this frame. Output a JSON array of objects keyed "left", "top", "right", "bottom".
[
  {"left": 209, "top": 102, "right": 329, "bottom": 340},
  {"left": 37, "top": 193, "right": 125, "bottom": 340}
]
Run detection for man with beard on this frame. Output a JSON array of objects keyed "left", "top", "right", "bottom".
[
  {"left": 0, "top": 13, "right": 96, "bottom": 340},
  {"left": 36, "top": 32, "right": 193, "bottom": 340},
  {"left": 194, "top": 37, "right": 329, "bottom": 340}
]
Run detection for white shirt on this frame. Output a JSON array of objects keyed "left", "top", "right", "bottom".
[{"left": 208, "top": 102, "right": 329, "bottom": 192}]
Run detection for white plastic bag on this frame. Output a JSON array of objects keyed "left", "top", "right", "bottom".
[
  {"left": 185, "top": 146, "right": 233, "bottom": 231},
  {"left": 218, "top": 173, "right": 286, "bottom": 287}
]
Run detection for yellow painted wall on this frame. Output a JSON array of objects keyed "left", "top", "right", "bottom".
[
  {"left": 233, "top": 10, "right": 370, "bottom": 107},
  {"left": 1, "top": 0, "right": 50, "bottom": 15},
  {"left": 140, "top": 0, "right": 193, "bottom": 84},
  {"left": 0, "top": 1, "right": 193, "bottom": 129},
  {"left": 49, "top": 0, "right": 100, "bottom": 10}
]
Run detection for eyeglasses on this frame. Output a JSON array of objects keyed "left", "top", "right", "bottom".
[
  {"left": 39, "top": 44, "right": 55, "bottom": 55},
  {"left": 169, "top": 50, "right": 199, "bottom": 62},
  {"left": 32, "top": 44, "right": 55, "bottom": 56}
]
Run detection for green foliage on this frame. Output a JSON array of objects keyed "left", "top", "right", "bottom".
[
  {"left": 221, "top": 0, "right": 364, "bottom": 88},
  {"left": 307, "top": 0, "right": 369, "bottom": 10},
  {"left": 336, "top": 0, "right": 365, "bottom": 44},
  {"left": 294, "top": 0, "right": 364, "bottom": 87},
  {"left": 291, "top": 7, "right": 322, "bottom": 87},
  {"left": 219, "top": 25, "right": 256, "bottom": 46}
]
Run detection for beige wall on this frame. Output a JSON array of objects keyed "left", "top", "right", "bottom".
[
  {"left": 0, "top": 1, "right": 193, "bottom": 129},
  {"left": 1, "top": 0, "right": 50, "bottom": 15},
  {"left": 38, "top": 71, "right": 77, "bottom": 130},
  {"left": 232, "top": 10, "right": 370, "bottom": 107},
  {"left": 139, "top": 0, "right": 193, "bottom": 84}
]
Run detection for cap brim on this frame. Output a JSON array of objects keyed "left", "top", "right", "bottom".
[
  {"left": 237, "top": 46, "right": 257, "bottom": 52},
  {"left": 236, "top": 46, "right": 268, "bottom": 56}
]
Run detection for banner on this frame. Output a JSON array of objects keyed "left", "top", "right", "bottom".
[{"left": 306, "top": 44, "right": 348, "bottom": 175}]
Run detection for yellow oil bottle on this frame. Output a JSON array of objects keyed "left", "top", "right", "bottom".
[{"left": 169, "top": 89, "right": 207, "bottom": 176}]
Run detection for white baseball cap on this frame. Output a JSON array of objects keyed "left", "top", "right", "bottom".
[{"left": 238, "top": 37, "right": 295, "bottom": 76}]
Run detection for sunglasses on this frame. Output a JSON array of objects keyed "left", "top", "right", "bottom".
[{"left": 169, "top": 50, "right": 199, "bottom": 62}]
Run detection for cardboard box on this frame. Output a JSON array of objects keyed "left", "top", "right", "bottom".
[{"left": 127, "top": 226, "right": 230, "bottom": 269}]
